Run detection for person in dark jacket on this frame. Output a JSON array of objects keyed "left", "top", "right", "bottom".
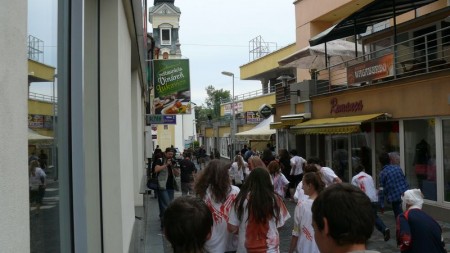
[
  {"left": 397, "top": 189, "right": 446, "bottom": 253},
  {"left": 179, "top": 152, "right": 196, "bottom": 196}
]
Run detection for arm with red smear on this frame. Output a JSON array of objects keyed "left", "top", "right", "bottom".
[{"left": 396, "top": 212, "right": 412, "bottom": 252}]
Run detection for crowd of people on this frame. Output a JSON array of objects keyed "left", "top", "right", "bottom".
[{"left": 148, "top": 145, "right": 447, "bottom": 253}]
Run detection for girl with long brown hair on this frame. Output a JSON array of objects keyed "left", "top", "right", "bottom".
[
  {"left": 194, "top": 160, "right": 240, "bottom": 252},
  {"left": 228, "top": 167, "right": 290, "bottom": 252}
]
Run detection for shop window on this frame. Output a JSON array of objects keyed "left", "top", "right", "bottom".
[
  {"left": 350, "top": 123, "right": 372, "bottom": 176},
  {"left": 404, "top": 119, "right": 436, "bottom": 201},
  {"left": 331, "top": 135, "right": 349, "bottom": 182},
  {"left": 442, "top": 119, "right": 450, "bottom": 202},
  {"left": 374, "top": 121, "right": 399, "bottom": 182}
]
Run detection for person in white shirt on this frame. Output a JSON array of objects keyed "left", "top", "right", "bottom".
[
  {"left": 229, "top": 155, "right": 248, "bottom": 187},
  {"left": 293, "top": 164, "right": 319, "bottom": 202},
  {"left": 195, "top": 160, "right": 240, "bottom": 253},
  {"left": 294, "top": 158, "right": 342, "bottom": 203},
  {"left": 307, "top": 157, "right": 342, "bottom": 187},
  {"left": 351, "top": 164, "right": 390, "bottom": 242},
  {"left": 228, "top": 168, "right": 290, "bottom": 253},
  {"left": 29, "top": 160, "right": 46, "bottom": 213},
  {"left": 289, "top": 150, "right": 306, "bottom": 199},
  {"left": 289, "top": 172, "right": 325, "bottom": 253},
  {"left": 267, "top": 160, "right": 290, "bottom": 198}
]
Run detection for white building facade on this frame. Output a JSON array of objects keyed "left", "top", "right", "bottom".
[{"left": 1, "top": 0, "right": 150, "bottom": 252}]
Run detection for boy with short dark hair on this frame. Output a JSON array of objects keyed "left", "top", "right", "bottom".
[
  {"left": 312, "top": 183, "right": 378, "bottom": 253},
  {"left": 164, "top": 196, "right": 213, "bottom": 253}
]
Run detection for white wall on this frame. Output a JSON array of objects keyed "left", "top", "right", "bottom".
[
  {"left": 100, "top": 0, "right": 136, "bottom": 251},
  {"left": 0, "top": 2, "right": 30, "bottom": 252},
  {"left": 131, "top": 70, "right": 145, "bottom": 205}
]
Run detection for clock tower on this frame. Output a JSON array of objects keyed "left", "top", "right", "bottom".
[{"left": 149, "top": 0, "right": 181, "bottom": 59}]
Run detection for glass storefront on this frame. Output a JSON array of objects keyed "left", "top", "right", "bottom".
[
  {"left": 350, "top": 123, "right": 372, "bottom": 176},
  {"left": 374, "top": 121, "right": 400, "bottom": 181},
  {"left": 442, "top": 119, "right": 450, "bottom": 202},
  {"left": 404, "top": 119, "right": 437, "bottom": 200}
]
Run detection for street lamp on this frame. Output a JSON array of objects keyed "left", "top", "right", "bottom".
[{"left": 221, "top": 71, "right": 235, "bottom": 159}]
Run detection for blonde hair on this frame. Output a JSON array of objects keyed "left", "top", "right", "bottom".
[
  {"left": 234, "top": 155, "right": 245, "bottom": 170},
  {"left": 29, "top": 160, "right": 40, "bottom": 176}
]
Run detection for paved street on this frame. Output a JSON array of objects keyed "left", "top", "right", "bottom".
[
  {"left": 144, "top": 158, "right": 450, "bottom": 253},
  {"left": 30, "top": 179, "right": 60, "bottom": 253}
]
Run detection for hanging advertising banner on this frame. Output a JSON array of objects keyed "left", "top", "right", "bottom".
[
  {"left": 347, "top": 53, "right": 394, "bottom": 85},
  {"left": 224, "top": 102, "right": 243, "bottom": 115},
  {"left": 153, "top": 59, "right": 192, "bottom": 115}
]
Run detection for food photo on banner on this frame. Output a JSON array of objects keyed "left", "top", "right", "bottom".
[{"left": 152, "top": 59, "right": 192, "bottom": 115}]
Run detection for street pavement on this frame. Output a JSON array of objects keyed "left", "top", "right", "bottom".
[{"left": 145, "top": 158, "right": 450, "bottom": 253}]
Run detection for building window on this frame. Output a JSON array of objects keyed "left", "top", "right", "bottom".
[
  {"left": 404, "top": 119, "right": 436, "bottom": 201},
  {"left": 161, "top": 28, "right": 171, "bottom": 45}
]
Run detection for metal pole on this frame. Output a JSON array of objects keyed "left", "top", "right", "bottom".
[
  {"left": 232, "top": 74, "right": 235, "bottom": 158},
  {"left": 221, "top": 71, "right": 236, "bottom": 159}
]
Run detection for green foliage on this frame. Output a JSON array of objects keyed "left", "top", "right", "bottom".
[{"left": 204, "top": 85, "right": 230, "bottom": 119}]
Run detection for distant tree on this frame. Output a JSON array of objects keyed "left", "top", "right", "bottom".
[{"left": 204, "top": 85, "right": 230, "bottom": 119}]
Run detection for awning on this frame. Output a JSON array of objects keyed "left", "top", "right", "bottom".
[
  {"left": 270, "top": 122, "right": 287, "bottom": 130},
  {"left": 281, "top": 113, "right": 310, "bottom": 125},
  {"left": 28, "top": 128, "right": 53, "bottom": 141},
  {"left": 236, "top": 115, "right": 275, "bottom": 140},
  {"left": 279, "top": 39, "right": 362, "bottom": 70},
  {"left": 309, "top": 0, "right": 438, "bottom": 46},
  {"left": 291, "top": 113, "right": 391, "bottom": 135},
  {"left": 270, "top": 113, "right": 310, "bottom": 129}
]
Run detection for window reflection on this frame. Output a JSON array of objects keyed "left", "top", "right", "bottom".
[
  {"left": 28, "top": 0, "right": 60, "bottom": 252},
  {"left": 374, "top": 121, "right": 400, "bottom": 181},
  {"left": 404, "top": 119, "right": 437, "bottom": 201}
]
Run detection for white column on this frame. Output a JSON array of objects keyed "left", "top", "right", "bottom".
[{"left": 0, "top": 2, "right": 29, "bottom": 252}]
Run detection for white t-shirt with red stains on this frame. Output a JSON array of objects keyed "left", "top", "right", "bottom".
[
  {"left": 228, "top": 194, "right": 291, "bottom": 253},
  {"left": 203, "top": 185, "right": 240, "bottom": 253},
  {"left": 271, "top": 173, "right": 290, "bottom": 198},
  {"left": 292, "top": 198, "right": 319, "bottom": 253}
]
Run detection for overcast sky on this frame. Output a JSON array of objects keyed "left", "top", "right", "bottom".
[
  {"left": 28, "top": 0, "right": 296, "bottom": 105},
  {"left": 174, "top": 0, "right": 296, "bottom": 105}
]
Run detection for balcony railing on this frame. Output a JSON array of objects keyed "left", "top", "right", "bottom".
[
  {"left": 313, "top": 25, "right": 450, "bottom": 96},
  {"left": 29, "top": 92, "right": 57, "bottom": 103}
]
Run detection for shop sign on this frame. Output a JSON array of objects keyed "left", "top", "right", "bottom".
[
  {"left": 259, "top": 104, "right": 273, "bottom": 119},
  {"left": 347, "top": 53, "right": 393, "bottom": 85},
  {"left": 330, "top": 98, "right": 363, "bottom": 114},
  {"left": 224, "top": 102, "right": 243, "bottom": 115},
  {"left": 246, "top": 111, "right": 262, "bottom": 124},
  {"left": 147, "top": 115, "right": 177, "bottom": 124},
  {"left": 28, "top": 114, "right": 53, "bottom": 129}
]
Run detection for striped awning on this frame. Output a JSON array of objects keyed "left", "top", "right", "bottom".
[{"left": 291, "top": 113, "right": 391, "bottom": 135}]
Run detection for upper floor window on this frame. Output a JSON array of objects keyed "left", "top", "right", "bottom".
[{"left": 161, "top": 28, "right": 171, "bottom": 45}]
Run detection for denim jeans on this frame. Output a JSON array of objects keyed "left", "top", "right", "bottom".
[
  {"left": 157, "top": 188, "right": 174, "bottom": 225},
  {"left": 372, "top": 202, "right": 387, "bottom": 234}
]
